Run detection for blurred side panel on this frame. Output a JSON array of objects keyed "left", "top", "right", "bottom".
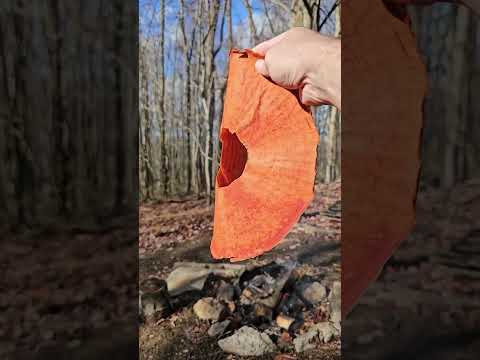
[
  {"left": 0, "top": 1, "right": 139, "bottom": 358},
  {"left": 342, "top": 1, "right": 480, "bottom": 359}
]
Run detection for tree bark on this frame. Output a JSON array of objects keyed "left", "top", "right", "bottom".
[{"left": 0, "top": 0, "right": 138, "bottom": 230}]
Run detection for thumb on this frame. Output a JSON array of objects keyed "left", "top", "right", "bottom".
[
  {"left": 251, "top": 31, "right": 288, "bottom": 55},
  {"left": 255, "top": 59, "right": 269, "bottom": 77}
]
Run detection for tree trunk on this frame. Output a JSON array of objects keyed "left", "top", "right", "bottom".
[
  {"left": 159, "top": 0, "right": 169, "bottom": 196},
  {"left": 242, "top": 0, "right": 259, "bottom": 44},
  {"left": 409, "top": 4, "right": 478, "bottom": 188},
  {"left": 292, "top": 0, "right": 320, "bottom": 30},
  {"left": 0, "top": 0, "right": 138, "bottom": 230}
]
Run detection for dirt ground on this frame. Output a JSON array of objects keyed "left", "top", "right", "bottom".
[
  {"left": 343, "top": 178, "right": 480, "bottom": 359},
  {"left": 139, "top": 181, "right": 341, "bottom": 360},
  {"left": 2, "top": 221, "right": 138, "bottom": 359}
]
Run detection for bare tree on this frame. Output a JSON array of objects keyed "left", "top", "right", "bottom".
[
  {"left": 410, "top": 4, "right": 479, "bottom": 188},
  {"left": 0, "top": 0, "right": 138, "bottom": 228},
  {"left": 159, "top": 0, "right": 168, "bottom": 196},
  {"left": 242, "top": 0, "right": 259, "bottom": 44},
  {"left": 138, "top": 0, "right": 341, "bottom": 201}
]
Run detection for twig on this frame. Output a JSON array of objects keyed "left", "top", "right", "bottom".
[{"left": 319, "top": 0, "right": 341, "bottom": 32}]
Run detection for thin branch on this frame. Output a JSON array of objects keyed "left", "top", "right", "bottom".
[
  {"left": 319, "top": 1, "right": 340, "bottom": 32},
  {"left": 242, "top": 0, "right": 259, "bottom": 44},
  {"left": 214, "top": 0, "right": 227, "bottom": 57},
  {"left": 262, "top": 0, "right": 276, "bottom": 35},
  {"left": 269, "top": 0, "right": 291, "bottom": 13}
]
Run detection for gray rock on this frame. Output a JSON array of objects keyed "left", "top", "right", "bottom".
[
  {"left": 299, "top": 282, "right": 327, "bottom": 304},
  {"left": 240, "top": 261, "right": 295, "bottom": 308},
  {"left": 293, "top": 322, "right": 339, "bottom": 353},
  {"left": 293, "top": 223, "right": 321, "bottom": 235},
  {"left": 193, "top": 297, "right": 226, "bottom": 321},
  {"left": 293, "top": 328, "right": 318, "bottom": 353},
  {"left": 328, "top": 281, "right": 341, "bottom": 326},
  {"left": 208, "top": 320, "right": 231, "bottom": 337},
  {"left": 315, "top": 322, "right": 338, "bottom": 343},
  {"left": 166, "top": 262, "right": 246, "bottom": 296},
  {"left": 241, "top": 274, "right": 276, "bottom": 304},
  {"left": 141, "top": 291, "right": 171, "bottom": 318},
  {"left": 140, "top": 278, "right": 171, "bottom": 318},
  {"left": 217, "top": 282, "right": 235, "bottom": 302},
  {"left": 218, "top": 326, "right": 277, "bottom": 356}
]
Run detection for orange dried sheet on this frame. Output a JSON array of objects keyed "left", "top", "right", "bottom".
[
  {"left": 342, "top": 0, "right": 427, "bottom": 318},
  {"left": 211, "top": 49, "right": 319, "bottom": 262}
]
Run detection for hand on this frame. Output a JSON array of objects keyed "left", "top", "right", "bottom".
[{"left": 252, "top": 27, "right": 341, "bottom": 110}]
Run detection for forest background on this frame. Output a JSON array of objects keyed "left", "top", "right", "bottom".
[{"left": 139, "top": 0, "right": 341, "bottom": 202}]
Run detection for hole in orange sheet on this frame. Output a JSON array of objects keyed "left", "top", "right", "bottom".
[{"left": 217, "top": 128, "right": 248, "bottom": 188}]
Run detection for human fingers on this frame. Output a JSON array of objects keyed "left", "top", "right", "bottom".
[
  {"left": 299, "top": 84, "right": 322, "bottom": 106},
  {"left": 254, "top": 59, "right": 269, "bottom": 77},
  {"left": 251, "top": 31, "right": 288, "bottom": 55}
]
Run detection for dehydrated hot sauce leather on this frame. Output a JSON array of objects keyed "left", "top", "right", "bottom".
[
  {"left": 342, "top": 0, "right": 427, "bottom": 318},
  {"left": 211, "top": 49, "right": 319, "bottom": 262}
]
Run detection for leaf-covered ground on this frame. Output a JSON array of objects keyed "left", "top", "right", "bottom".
[
  {"left": 343, "top": 178, "right": 480, "bottom": 359},
  {"left": 2, "top": 224, "right": 138, "bottom": 359},
  {"left": 139, "top": 181, "right": 341, "bottom": 360}
]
